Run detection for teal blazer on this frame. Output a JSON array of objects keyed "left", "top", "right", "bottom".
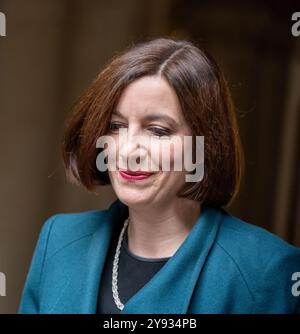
[{"left": 19, "top": 199, "right": 300, "bottom": 314}]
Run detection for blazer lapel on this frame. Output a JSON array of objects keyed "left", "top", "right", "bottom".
[
  {"left": 80, "top": 199, "right": 128, "bottom": 313},
  {"left": 121, "top": 205, "right": 223, "bottom": 314}
]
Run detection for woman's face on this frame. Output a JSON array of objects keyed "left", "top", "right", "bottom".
[{"left": 106, "top": 76, "right": 193, "bottom": 208}]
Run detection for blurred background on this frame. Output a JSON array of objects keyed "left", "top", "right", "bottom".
[{"left": 0, "top": 0, "right": 299, "bottom": 313}]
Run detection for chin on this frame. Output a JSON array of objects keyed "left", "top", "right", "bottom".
[{"left": 116, "top": 190, "right": 155, "bottom": 207}]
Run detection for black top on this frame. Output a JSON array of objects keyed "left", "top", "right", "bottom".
[{"left": 97, "top": 221, "right": 171, "bottom": 314}]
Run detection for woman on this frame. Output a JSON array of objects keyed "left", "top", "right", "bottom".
[{"left": 19, "top": 38, "right": 300, "bottom": 314}]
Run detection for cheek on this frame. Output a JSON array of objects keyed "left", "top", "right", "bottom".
[
  {"left": 159, "top": 139, "right": 184, "bottom": 172},
  {"left": 105, "top": 137, "right": 118, "bottom": 171},
  {"left": 107, "top": 170, "right": 117, "bottom": 187},
  {"left": 158, "top": 138, "right": 188, "bottom": 190},
  {"left": 148, "top": 142, "right": 161, "bottom": 170},
  {"left": 156, "top": 171, "right": 186, "bottom": 198}
]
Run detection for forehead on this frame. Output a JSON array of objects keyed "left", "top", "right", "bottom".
[{"left": 115, "top": 76, "right": 183, "bottom": 121}]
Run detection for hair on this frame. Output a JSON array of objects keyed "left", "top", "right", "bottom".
[{"left": 61, "top": 37, "right": 245, "bottom": 208}]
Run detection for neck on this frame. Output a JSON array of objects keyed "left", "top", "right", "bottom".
[{"left": 126, "top": 198, "right": 201, "bottom": 259}]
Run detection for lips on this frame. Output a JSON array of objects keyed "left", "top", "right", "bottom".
[{"left": 119, "top": 170, "right": 155, "bottom": 181}]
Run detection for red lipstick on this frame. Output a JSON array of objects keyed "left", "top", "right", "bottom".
[{"left": 119, "top": 170, "right": 154, "bottom": 181}]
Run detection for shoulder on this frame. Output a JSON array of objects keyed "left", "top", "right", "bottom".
[
  {"left": 217, "top": 209, "right": 299, "bottom": 251},
  {"left": 38, "top": 208, "right": 107, "bottom": 258},
  {"left": 36, "top": 199, "right": 126, "bottom": 259},
  {"left": 216, "top": 209, "right": 300, "bottom": 266},
  {"left": 214, "top": 209, "right": 300, "bottom": 312}
]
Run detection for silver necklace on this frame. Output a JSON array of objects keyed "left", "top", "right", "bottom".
[{"left": 112, "top": 217, "right": 129, "bottom": 311}]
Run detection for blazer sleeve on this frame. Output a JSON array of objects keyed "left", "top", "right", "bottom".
[{"left": 18, "top": 215, "right": 57, "bottom": 314}]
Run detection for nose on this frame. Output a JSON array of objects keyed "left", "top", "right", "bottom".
[{"left": 118, "top": 128, "right": 147, "bottom": 169}]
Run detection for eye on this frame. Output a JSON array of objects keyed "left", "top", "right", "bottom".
[
  {"left": 148, "top": 127, "right": 171, "bottom": 137},
  {"left": 108, "top": 122, "right": 126, "bottom": 132}
]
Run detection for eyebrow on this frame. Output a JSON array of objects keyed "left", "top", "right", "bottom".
[{"left": 112, "top": 110, "right": 180, "bottom": 128}]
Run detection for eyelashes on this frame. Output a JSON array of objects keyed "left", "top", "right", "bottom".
[
  {"left": 108, "top": 122, "right": 125, "bottom": 132},
  {"left": 148, "top": 127, "right": 171, "bottom": 137},
  {"left": 108, "top": 122, "right": 172, "bottom": 137}
]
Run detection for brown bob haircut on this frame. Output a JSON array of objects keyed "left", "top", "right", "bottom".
[{"left": 62, "top": 37, "right": 244, "bottom": 208}]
